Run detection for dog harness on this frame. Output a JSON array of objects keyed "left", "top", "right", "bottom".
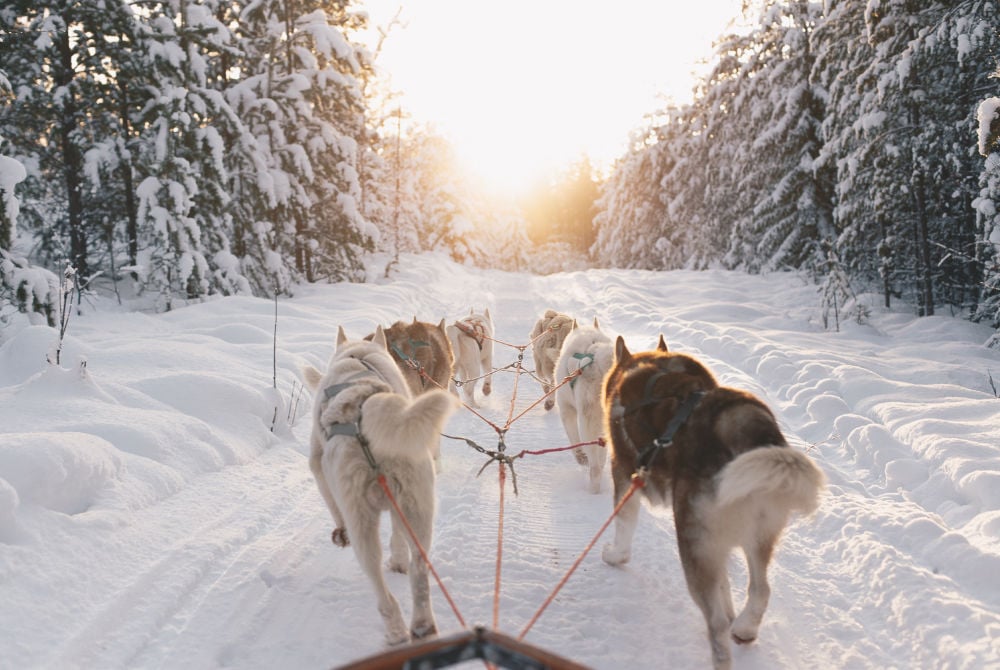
[
  {"left": 610, "top": 366, "right": 706, "bottom": 469},
  {"left": 390, "top": 337, "right": 430, "bottom": 388},
  {"left": 568, "top": 352, "right": 595, "bottom": 389},
  {"left": 320, "top": 358, "right": 386, "bottom": 469},
  {"left": 636, "top": 390, "right": 705, "bottom": 469},
  {"left": 455, "top": 318, "right": 487, "bottom": 350}
]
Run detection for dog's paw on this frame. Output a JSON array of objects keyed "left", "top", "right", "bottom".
[
  {"left": 331, "top": 528, "right": 349, "bottom": 547},
  {"left": 601, "top": 543, "right": 630, "bottom": 566},
  {"left": 384, "top": 629, "right": 411, "bottom": 646},
  {"left": 730, "top": 614, "right": 759, "bottom": 645},
  {"left": 411, "top": 622, "right": 438, "bottom": 640},
  {"left": 573, "top": 448, "right": 589, "bottom": 466},
  {"left": 544, "top": 397, "right": 555, "bottom": 411},
  {"left": 482, "top": 382, "right": 492, "bottom": 396},
  {"left": 386, "top": 558, "right": 408, "bottom": 574}
]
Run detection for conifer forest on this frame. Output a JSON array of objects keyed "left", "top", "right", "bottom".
[{"left": 2, "top": 1, "right": 1000, "bottom": 342}]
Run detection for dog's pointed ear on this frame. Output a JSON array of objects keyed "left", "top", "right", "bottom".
[
  {"left": 437, "top": 318, "right": 446, "bottom": 331},
  {"left": 373, "top": 324, "right": 388, "bottom": 350},
  {"left": 336, "top": 326, "right": 348, "bottom": 348},
  {"left": 657, "top": 334, "right": 669, "bottom": 352},
  {"left": 614, "top": 335, "right": 630, "bottom": 363},
  {"left": 571, "top": 318, "right": 579, "bottom": 330},
  {"left": 593, "top": 317, "right": 600, "bottom": 330},
  {"left": 485, "top": 307, "right": 492, "bottom": 321}
]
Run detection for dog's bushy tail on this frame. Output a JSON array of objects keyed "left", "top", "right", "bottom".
[
  {"left": 715, "top": 446, "right": 825, "bottom": 516},
  {"left": 302, "top": 365, "right": 323, "bottom": 391},
  {"left": 361, "top": 390, "right": 459, "bottom": 462}
]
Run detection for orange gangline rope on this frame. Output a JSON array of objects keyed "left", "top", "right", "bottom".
[
  {"left": 505, "top": 369, "right": 581, "bottom": 428},
  {"left": 517, "top": 475, "right": 646, "bottom": 642},
  {"left": 493, "top": 461, "right": 506, "bottom": 630},
  {"left": 501, "top": 347, "right": 527, "bottom": 431},
  {"left": 377, "top": 473, "right": 467, "bottom": 630},
  {"left": 411, "top": 325, "right": 604, "bottom": 641}
]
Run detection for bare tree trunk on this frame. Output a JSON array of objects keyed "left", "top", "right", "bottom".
[
  {"left": 913, "top": 170, "right": 934, "bottom": 317},
  {"left": 119, "top": 80, "right": 139, "bottom": 273},
  {"left": 56, "top": 29, "right": 88, "bottom": 283}
]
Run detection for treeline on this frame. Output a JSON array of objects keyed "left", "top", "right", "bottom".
[
  {"left": 0, "top": 0, "right": 526, "bottom": 322},
  {"left": 5, "top": 0, "right": 1000, "bottom": 342},
  {"left": 593, "top": 0, "right": 1000, "bottom": 333}
]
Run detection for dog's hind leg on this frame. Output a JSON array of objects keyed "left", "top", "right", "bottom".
[
  {"left": 585, "top": 442, "right": 606, "bottom": 495},
  {"left": 310, "top": 446, "right": 348, "bottom": 546},
  {"left": 455, "top": 349, "right": 479, "bottom": 407},
  {"left": 348, "top": 508, "right": 410, "bottom": 646},
  {"left": 401, "top": 484, "right": 438, "bottom": 639},
  {"left": 580, "top": 404, "right": 606, "bottom": 494},
  {"left": 479, "top": 345, "right": 493, "bottom": 397},
  {"left": 386, "top": 513, "right": 410, "bottom": 574},
  {"left": 557, "top": 395, "right": 588, "bottom": 468},
  {"left": 676, "top": 512, "right": 735, "bottom": 670},
  {"left": 731, "top": 532, "right": 778, "bottom": 644},
  {"left": 601, "top": 470, "right": 641, "bottom": 565}
]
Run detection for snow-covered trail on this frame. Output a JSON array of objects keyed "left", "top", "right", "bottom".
[{"left": 2, "top": 256, "right": 999, "bottom": 669}]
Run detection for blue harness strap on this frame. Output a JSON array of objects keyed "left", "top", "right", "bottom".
[
  {"left": 319, "top": 363, "right": 383, "bottom": 470},
  {"left": 568, "top": 352, "right": 595, "bottom": 389}
]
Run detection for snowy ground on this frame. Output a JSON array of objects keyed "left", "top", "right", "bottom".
[{"left": 2, "top": 253, "right": 999, "bottom": 669}]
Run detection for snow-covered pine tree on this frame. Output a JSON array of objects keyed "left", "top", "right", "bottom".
[
  {"left": 732, "top": 0, "right": 834, "bottom": 274},
  {"left": 129, "top": 0, "right": 240, "bottom": 307},
  {"left": 593, "top": 111, "right": 684, "bottom": 269},
  {"left": 696, "top": 27, "right": 769, "bottom": 270},
  {"left": 850, "top": 0, "right": 995, "bottom": 317},
  {"left": 0, "top": 0, "right": 141, "bottom": 289},
  {"left": 975, "top": 76, "right": 1000, "bottom": 337},
  {"left": 236, "top": 0, "right": 374, "bottom": 286},
  {"left": 810, "top": 0, "right": 890, "bottom": 301},
  {"left": 917, "top": 1, "right": 1000, "bottom": 321}
]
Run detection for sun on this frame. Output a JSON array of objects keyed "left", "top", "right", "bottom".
[{"left": 359, "top": 0, "right": 743, "bottom": 198}]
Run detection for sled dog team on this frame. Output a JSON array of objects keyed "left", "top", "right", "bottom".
[{"left": 303, "top": 308, "right": 825, "bottom": 670}]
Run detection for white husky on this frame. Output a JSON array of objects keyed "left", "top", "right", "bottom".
[
  {"left": 446, "top": 308, "right": 495, "bottom": 407},
  {"left": 553, "top": 319, "right": 614, "bottom": 493},
  {"left": 303, "top": 325, "right": 458, "bottom": 646}
]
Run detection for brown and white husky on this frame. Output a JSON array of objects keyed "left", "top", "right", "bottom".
[
  {"left": 530, "top": 309, "right": 575, "bottom": 410},
  {"left": 601, "top": 335, "right": 825, "bottom": 670},
  {"left": 371, "top": 317, "right": 455, "bottom": 397}
]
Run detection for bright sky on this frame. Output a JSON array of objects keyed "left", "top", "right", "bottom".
[{"left": 359, "top": 0, "right": 744, "bottom": 196}]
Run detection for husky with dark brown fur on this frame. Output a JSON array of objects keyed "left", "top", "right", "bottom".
[
  {"left": 303, "top": 326, "right": 458, "bottom": 646},
  {"left": 371, "top": 318, "right": 455, "bottom": 396},
  {"left": 446, "top": 308, "right": 494, "bottom": 407},
  {"left": 601, "top": 335, "right": 824, "bottom": 670},
  {"left": 530, "top": 309, "right": 575, "bottom": 410}
]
